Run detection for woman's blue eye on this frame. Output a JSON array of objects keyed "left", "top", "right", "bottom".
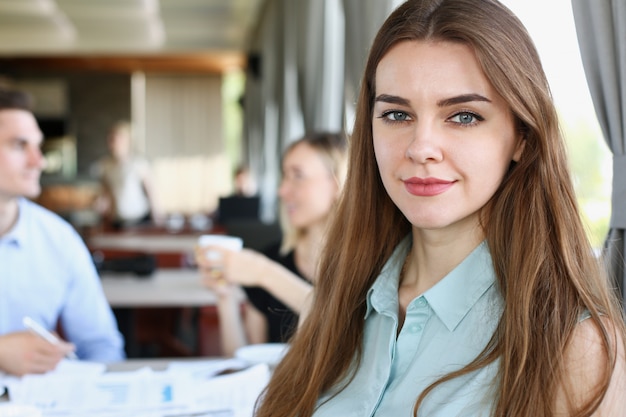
[
  {"left": 450, "top": 112, "right": 482, "bottom": 125},
  {"left": 384, "top": 111, "right": 410, "bottom": 122}
]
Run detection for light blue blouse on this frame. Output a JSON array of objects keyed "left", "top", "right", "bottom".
[{"left": 313, "top": 237, "right": 503, "bottom": 417}]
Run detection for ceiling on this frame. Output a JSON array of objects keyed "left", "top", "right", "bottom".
[{"left": 0, "top": 0, "right": 265, "bottom": 60}]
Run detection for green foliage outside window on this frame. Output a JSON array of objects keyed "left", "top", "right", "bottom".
[{"left": 563, "top": 113, "right": 612, "bottom": 250}]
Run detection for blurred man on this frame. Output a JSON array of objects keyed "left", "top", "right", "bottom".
[{"left": 0, "top": 87, "right": 124, "bottom": 376}]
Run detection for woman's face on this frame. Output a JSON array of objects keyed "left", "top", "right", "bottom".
[
  {"left": 279, "top": 143, "right": 338, "bottom": 229},
  {"left": 372, "top": 40, "right": 524, "bottom": 234}
]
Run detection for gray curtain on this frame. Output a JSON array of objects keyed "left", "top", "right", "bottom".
[
  {"left": 572, "top": 0, "right": 626, "bottom": 309},
  {"left": 243, "top": 0, "right": 305, "bottom": 222},
  {"left": 297, "top": 0, "right": 345, "bottom": 131},
  {"left": 242, "top": 0, "right": 400, "bottom": 221},
  {"left": 342, "top": 0, "right": 404, "bottom": 132}
]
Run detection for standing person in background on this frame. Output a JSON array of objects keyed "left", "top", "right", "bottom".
[
  {"left": 232, "top": 164, "right": 258, "bottom": 197},
  {"left": 214, "top": 164, "right": 260, "bottom": 224},
  {"left": 255, "top": 0, "right": 626, "bottom": 416},
  {"left": 0, "top": 87, "right": 125, "bottom": 376},
  {"left": 196, "top": 132, "right": 348, "bottom": 357},
  {"left": 93, "top": 120, "right": 163, "bottom": 230}
]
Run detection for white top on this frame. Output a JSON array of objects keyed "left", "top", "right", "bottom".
[{"left": 98, "top": 155, "right": 151, "bottom": 222}]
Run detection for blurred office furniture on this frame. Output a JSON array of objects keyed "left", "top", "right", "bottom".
[
  {"left": 94, "top": 253, "right": 157, "bottom": 276},
  {"left": 223, "top": 219, "right": 282, "bottom": 252},
  {"left": 89, "top": 232, "right": 200, "bottom": 268},
  {"left": 36, "top": 180, "right": 101, "bottom": 237},
  {"left": 217, "top": 196, "right": 261, "bottom": 224},
  {"left": 89, "top": 227, "right": 226, "bottom": 357},
  {"left": 101, "top": 268, "right": 246, "bottom": 357},
  {"left": 90, "top": 220, "right": 283, "bottom": 358},
  {"left": 102, "top": 269, "right": 228, "bottom": 308}
]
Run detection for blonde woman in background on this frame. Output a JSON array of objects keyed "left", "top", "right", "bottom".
[{"left": 196, "top": 132, "right": 348, "bottom": 357}]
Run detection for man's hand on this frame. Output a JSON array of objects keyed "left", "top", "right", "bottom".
[{"left": 0, "top": 331, "right": 75, "bottom": 376}]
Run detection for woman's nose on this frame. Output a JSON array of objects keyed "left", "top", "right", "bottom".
[{"left": 405, "top": 124, "right": 444, "bottom": 163}]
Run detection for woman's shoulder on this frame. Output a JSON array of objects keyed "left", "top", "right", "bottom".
[
  {"left": 566, "top": 314, "right": 624, "bottom": 373},
  {"left": 556, "top": 315, "right": 626, "bottom": 414}
]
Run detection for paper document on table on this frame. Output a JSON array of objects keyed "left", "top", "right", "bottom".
[
  {"left": 5, "top": 361, "right": 270, "bottom": 417},
  {"left": 10, "top": 367, "right": 197, "bottom": 416},
  {"left": 53, "top": 359, "right": 107, "bottom": 375},
  {"left": 2, "top": 359, "right": 107, "bottom": 411},
  {"left": 190, "top": 364, "right": 271, "bottom": 417},
  {"left": 167, "top": 358, "right": 249, "bottom": 379}
]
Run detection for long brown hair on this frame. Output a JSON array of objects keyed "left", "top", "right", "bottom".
[{"left": 255, "top": 1, "right": 625, "bottom": 416}]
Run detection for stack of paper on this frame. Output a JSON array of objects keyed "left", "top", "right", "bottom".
[{"left": 0, "top": 359, "right": 270, "bottom": 417}]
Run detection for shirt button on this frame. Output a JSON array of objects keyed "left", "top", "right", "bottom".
[
  {"left": 416, "top": 298, "right": 426, "bottom": 307},
  {"left": 411, "top": 324, "right": 423, "bottom": 332}
]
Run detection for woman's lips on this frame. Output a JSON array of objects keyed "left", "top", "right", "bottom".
[{"left": 403, "top": 177, "right": 455, "bottom": 196}]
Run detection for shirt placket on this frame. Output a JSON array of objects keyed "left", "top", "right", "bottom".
[{"left": 390, "top": 295, "right": 431, "bottom": 381}]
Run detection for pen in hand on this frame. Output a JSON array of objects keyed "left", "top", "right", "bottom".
[{"left": 22, "top": 316, "right": 78, "bottom": 360}]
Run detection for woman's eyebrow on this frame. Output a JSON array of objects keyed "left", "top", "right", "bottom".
[
  {"left": 374, "top": 94, "right": 410, "bottom": 106},
  {"left": 437, "top": 93, "right": 491, "bottom": 107},
  {"left": 374, "top": 93, "right": 491, "bottom": 107}
]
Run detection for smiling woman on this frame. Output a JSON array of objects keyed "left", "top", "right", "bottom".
[
  {"left": 253, "top": 1, "right": 626, "bottom": 416},
  {"left": 372, "top": 41, "right": 524, "bottom": 238}
]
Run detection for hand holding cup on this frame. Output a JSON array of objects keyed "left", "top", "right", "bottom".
[{"left": 196, "top": 235, "right": 244, "bottom": 293}]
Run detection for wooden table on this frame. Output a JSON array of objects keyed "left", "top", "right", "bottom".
[
  {"left": 90, "top": 228, "right": 231, "bottom": 359},
  {"left": 100, "top": 268, "right": 244, "bottom": 359},
  {"left": 90, "top": 233, "right": 202, "bottom": 253},
  {"left": 101, "top": 269, "right": 223, "bottom": 308}
]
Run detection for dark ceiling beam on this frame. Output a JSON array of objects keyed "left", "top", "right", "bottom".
[{"left": 0, "top": 52, "right": 246, "bottom": 74}]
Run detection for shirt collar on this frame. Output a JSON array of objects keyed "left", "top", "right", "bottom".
[
  {"left": 1, "top": 197, "right": 28, "bottom": 247},
  {"left": 423, "top": 241, "right": 496, "bottom": 331},
  {"left": 366, "top": 238, "right": 497, "bottom": 332},
  {"left": 365, "top": 236, "right": 411, "bottom": 318}
]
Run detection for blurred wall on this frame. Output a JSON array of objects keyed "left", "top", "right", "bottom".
[{"left": 5, "top": 70, "right": 231, "bottom": 216}]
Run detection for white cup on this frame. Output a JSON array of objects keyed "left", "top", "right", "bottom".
[
  {"left": 165, "top": 213, "right": 185, "bottom": 232},
  {"left": 198, "top": 235, "right": 243, "bottom": 254}
]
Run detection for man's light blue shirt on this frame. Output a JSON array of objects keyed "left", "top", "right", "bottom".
[
  {"left": 314, "top": 237, "right": 503, "bottom": 417},
  {"left": 0, "top": 198, "right": 124, "bottom": 362}
]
